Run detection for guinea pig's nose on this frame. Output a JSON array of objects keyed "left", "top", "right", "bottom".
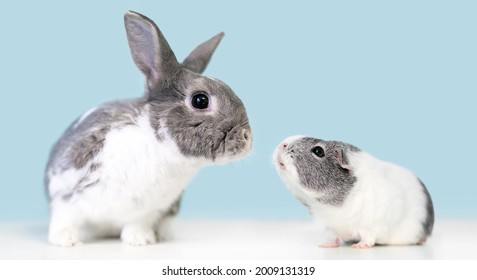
[{"left": 282, "top": 143, "right": 288, "bottom": 149}]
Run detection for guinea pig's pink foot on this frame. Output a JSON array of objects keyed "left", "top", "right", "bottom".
[
  {"left": 351, "top": 242, "right": 372, "bottom": 249},
  {"left": 418, "top": 237, "right": 427, "bottom": 245},
  {"left": 319, "top": 237, "right": 341, "bottom": 248}
]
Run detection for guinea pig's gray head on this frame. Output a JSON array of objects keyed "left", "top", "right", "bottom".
[
  {"left": 124, "top": 11, "right": 252, "bottom": 163},
  {"left": 274, "top": 136, "right": 360, "bottom": 206}
]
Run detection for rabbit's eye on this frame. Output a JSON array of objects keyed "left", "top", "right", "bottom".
[
  {"left": 191, "top": 91, "right": 209, "bottom": 109},
  {"left": 312, "top": 146, "right": 325, "bottom": 158}
]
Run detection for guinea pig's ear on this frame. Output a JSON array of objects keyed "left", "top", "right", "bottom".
[
  {"left": 124, "top": 11, "right": 180, "bottom": 90},
  {"left": 333, "top": 148, "right": 351, "bottom": 170},
  {"left": 182, "top": 32, "right": 224, "bottom": 74}
]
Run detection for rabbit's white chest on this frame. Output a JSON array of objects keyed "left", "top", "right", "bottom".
[{"left": 81, "top": 113, "right": 206, "bottom": 224}]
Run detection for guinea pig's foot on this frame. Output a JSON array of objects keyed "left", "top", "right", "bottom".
[
  {"left": 48, "top": 228, "right": 82, "bottom": 247},
  {"left": 417, "top": 237, "right": 427, "bottom": 245},
  {"left": 319, "top": 237, "right": 341, "bottom": 248},
  {"left": 121, "top": 226, "right": 157, "bottom": 246},
  {"left": 351, "top": 242, "right": 373, "bottom": 249}
]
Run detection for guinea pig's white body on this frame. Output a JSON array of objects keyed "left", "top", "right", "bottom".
[
  {"left": 313, "top": 152, "right": 428, "bottom": 247},
  {"left": 48, "top": 109, "right": 206, "bottom": 246},
  {"left": 275, "top": 136, "right": 433, "bottom": 248}
]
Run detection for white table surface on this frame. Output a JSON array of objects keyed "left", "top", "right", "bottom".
[{"left": 0, "top": 219, "right": 475, "bottom": 260}]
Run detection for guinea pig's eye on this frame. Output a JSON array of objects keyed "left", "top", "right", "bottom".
[
  {"left": 312, "top": 146, "right": 325, "bottom": 158},
  {"left": 191, "top": 91, "right": 209, "bottom": 110}
]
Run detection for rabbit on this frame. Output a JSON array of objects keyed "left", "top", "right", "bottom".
[
  {"left": 273, "top": 136, "right": 434, "bottom": 248},
  {"left": 44, "top": 11, "right": 252, "bottom": 247}
]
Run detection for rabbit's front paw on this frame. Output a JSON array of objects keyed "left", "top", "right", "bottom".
[{"left": 49, "top": 228, "right": 82, "bottom": 247}]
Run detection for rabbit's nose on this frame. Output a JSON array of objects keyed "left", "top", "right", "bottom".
[{"left": 242, "top": 128, "right": 251, "bottom": 142}]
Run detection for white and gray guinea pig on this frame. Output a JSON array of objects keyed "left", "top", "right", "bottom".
[
  {"left": 45, "top": 11, "right": 252, "bottom": 247},
  {"left": 274, "top": 136, "right": 434, "bottom": 248}
]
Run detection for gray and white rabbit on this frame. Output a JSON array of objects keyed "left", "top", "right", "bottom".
[
  {"left": 274, "top": 136, "right": 434, "bottom": 248},
  {"left": 45, "top": 11, "right": 252, "bottom": 247}
]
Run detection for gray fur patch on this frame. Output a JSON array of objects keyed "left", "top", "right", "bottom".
[
  {"left": 45, "top": 100, "right": 145, "bottom": 197},
  {"left": 163, "top": 194, "right": 182, "bottom": 218},
  {"left": 148, "top": 69, "right": 251, "bottom": 160},
  {"left": 419, "top": 179, "right": 434, "bottom": 237},
  {"left": 149, "top": 112, "right": 165, "bottom": 141},
  {"left": 286, "top": 137, "right": 359, "bottom": 206},
  {"left": 61, "top": 162, "right": 102, "bottom": 201},
  {"left": 47, "top": 99, "right": 144, "bottom": 170},
  {"left": 62, "top": 179, "right": 99, "bottom": 201}
]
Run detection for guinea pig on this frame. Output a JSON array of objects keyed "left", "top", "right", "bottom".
[{"left": 273, "top": 135, "right": 434, "bottom": 248}]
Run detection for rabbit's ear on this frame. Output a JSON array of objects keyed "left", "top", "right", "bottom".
[
  {"left": 182, "top": 32, "right": 224, "bottom": 74},
  {"left": 124, "top": 11, "right": 179, "bottom": 88}
]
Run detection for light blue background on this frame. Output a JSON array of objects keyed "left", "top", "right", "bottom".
[{"left": 1, "top": 0, "right": 476, "bottom": 221}]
